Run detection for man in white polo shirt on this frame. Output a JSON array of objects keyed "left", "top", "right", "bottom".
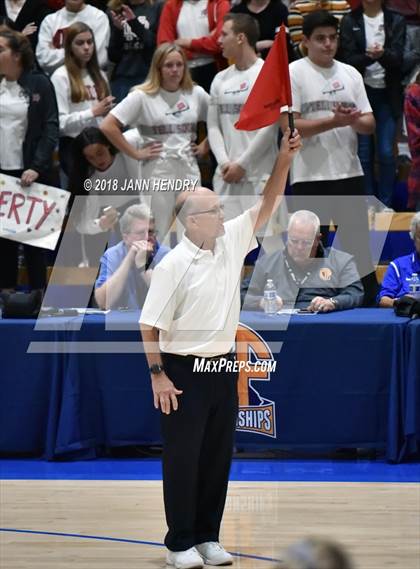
[{"left": 140, "top": 129, "right": 301, "bottom": 569}]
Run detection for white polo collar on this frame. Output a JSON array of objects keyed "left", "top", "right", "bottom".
[{"left": 181, "top": 232, "right": 224, "bottom": 260}]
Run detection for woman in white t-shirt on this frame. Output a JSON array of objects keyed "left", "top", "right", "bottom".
[
  {"left": 101, "top": 42, "right": 209, "bottom": 239},
  {"left": 51, "top": 21, "right": 115, "bottom": 175}
]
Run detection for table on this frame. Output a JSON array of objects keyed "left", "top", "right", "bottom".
[
  {"left": 399, "top": 318, "right": 420, "bottom": 461},
  {"left": 0, "top": 309, "right": 418, "bottom": 462}
]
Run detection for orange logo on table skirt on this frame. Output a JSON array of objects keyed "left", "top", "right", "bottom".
[
  {"left": 319, "top": 267, "right": 332, "bottom": 281},
  {"left": 235, "top": 324, "right": 277, "bottom": 438}
]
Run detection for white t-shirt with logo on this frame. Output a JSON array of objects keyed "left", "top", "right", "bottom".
[
  {"left": 363, "top": 12, "right": 386, "bottom": 89},
  {"left": 0, "top": 78, "right": 29, "bottom": 170},
  {"left": 285, "top": 57, "right": 372, "bottom": 184},
  {"left": 208, "top": 59, "right": 278, "bottom": 183},
  {"left": 111, "top": 86, "right": 209, "bottom": 180},
  {"left": 177, "top": 0, "right": 213, "bottom": 68},
  {"left": 51, "top": 66, "right": 108, "bottom": 138}
]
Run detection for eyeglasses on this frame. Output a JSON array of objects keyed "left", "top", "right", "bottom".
[
  {"left": 128, "top": 229, "right": 157, "bottom": 238},
  {"left": 288, "top": 237, "right": 315, "bottom": 247},
  {"left": 189, "top": 205, "right": 224, "bottom": 216}
]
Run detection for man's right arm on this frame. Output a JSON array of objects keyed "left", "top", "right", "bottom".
[
  {"left": 140, "top": 324, "right": 182, "bottom": 414},
  {"left": 95, "top": 248, "right": 136, "bottom": 309}
]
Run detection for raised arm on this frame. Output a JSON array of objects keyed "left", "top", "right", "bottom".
[{"left": 249, "top": 128, "right": 301, "bottom": 232}]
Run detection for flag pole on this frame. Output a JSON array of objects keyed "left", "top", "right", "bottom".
[
  {"left": 288, "top": 107, "right": 295, "bottom": 135},
  {"left": 282, "top": 25, "right": 294, "bottom": 136}
]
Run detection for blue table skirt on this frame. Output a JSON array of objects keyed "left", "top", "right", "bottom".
[
  {"left": 0, "top": 309, "right": 418, "bottom": 462},
  {"left": 400, "top": 319, "right": 420, "bottom": 461}
]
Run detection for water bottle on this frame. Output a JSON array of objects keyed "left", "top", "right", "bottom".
[
  {"left": 263, "top": 279, "right": 278, "bottom": 315},
  {"left": 408, "top": 273, "right": 420, "bottom": 299}
]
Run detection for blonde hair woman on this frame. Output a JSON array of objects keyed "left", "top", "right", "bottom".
[
  {"left": 101, "top": 42, "right": 210, "bottom": 238},
  {"left": 51, "top": 21, "right": 115, "bottom": 174}
]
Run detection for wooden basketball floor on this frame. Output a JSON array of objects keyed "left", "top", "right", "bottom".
[{"left": 1, "top": 478, "right": 419, "bottom": 568}]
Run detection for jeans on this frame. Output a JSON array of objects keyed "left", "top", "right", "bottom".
[{"left": 358, "top": 86, "right": 397, "bottom": 208}]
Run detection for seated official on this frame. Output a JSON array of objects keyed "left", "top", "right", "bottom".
[
  {"left": 95, "top": 204, "right": 170, "bottom": 310},
  {"left": 243, "top": 210, "right": 364, "bottom": 312},
  {"left": 378, "top": 211, "right": 420, "bottom": 307}
]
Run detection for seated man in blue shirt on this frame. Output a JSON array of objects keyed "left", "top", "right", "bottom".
[
  {"left": 378, "top": 211, "right": 420, "bottom": 307},
  {"left": 95, "top": 204, "right": 170, "bottom": 309},
  {"left": 243, "top": 209, "right": 364, "bottom": 312}
]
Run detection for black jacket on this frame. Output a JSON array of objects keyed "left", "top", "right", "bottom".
[
  {"left": 0, "top": 0, "right": 51, "bottom": 52},
  {"left": 338, "top": 7, "right": 406, "bottom": 118},
  {"left": 108, "top": 2, "right": 163, "bottom": 80},
  {"left": 17, "top": 70, "right": 59, "bottom": 178},
  {"left": 242, "top": 245, "right": 364, "bottom": 310}
]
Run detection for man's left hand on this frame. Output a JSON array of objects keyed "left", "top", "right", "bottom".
[{"left": 308, "top": 297, "right": 336, "bottom": 312}]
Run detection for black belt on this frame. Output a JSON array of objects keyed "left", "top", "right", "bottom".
[
  {"left": 163, "top": 350, "right": 235, "bottom": 363},
  {"left": 200, "top": 350, "right": 235, "bottom": 362}
]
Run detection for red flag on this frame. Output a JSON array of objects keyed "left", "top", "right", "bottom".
[{"left": 235, "top": 25, "right": 292, "bottom": 131}]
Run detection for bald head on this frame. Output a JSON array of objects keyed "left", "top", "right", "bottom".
[
  {"left": 174, "top": 187, "right": 225, "bottom": 247},
  {"left": 175, "top": 187, "right": 217, "bottom": 225}
]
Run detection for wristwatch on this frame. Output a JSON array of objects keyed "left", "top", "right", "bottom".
[
  {"left": 149, "top": 363, "right": 164, "bottom": 375},
  {"left": 330, "top": 298, "right": 339, "bottom": 309}
]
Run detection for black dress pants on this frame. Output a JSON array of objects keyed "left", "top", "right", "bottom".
[{"left": 160, "top": 351, "right": 238, "bottom": 551}]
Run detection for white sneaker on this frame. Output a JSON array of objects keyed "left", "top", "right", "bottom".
[
  {"left": 196, "top": 542, "right": 233, "bottom": 566},
  {"left": 166, "top": 546, "right": 204, "bottom": 569}
]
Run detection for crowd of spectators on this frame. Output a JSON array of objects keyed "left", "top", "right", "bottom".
[{"left": 0, "top": 0, "right": 418, "bottom": 308}]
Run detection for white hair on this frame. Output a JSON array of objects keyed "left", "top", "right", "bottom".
[
  {"left": 120, "top": 203, "right": 154, "bottom": 235},
  {"left": 288, "top": 210, "right": 321, "bottom": 235},
  {"left": 409, "top": 211, "right": 420, "bottom": 240}
]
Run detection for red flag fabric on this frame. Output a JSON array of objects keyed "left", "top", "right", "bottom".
[{"left": 235, "top": 25, "right": 292, "bottom": 131}]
